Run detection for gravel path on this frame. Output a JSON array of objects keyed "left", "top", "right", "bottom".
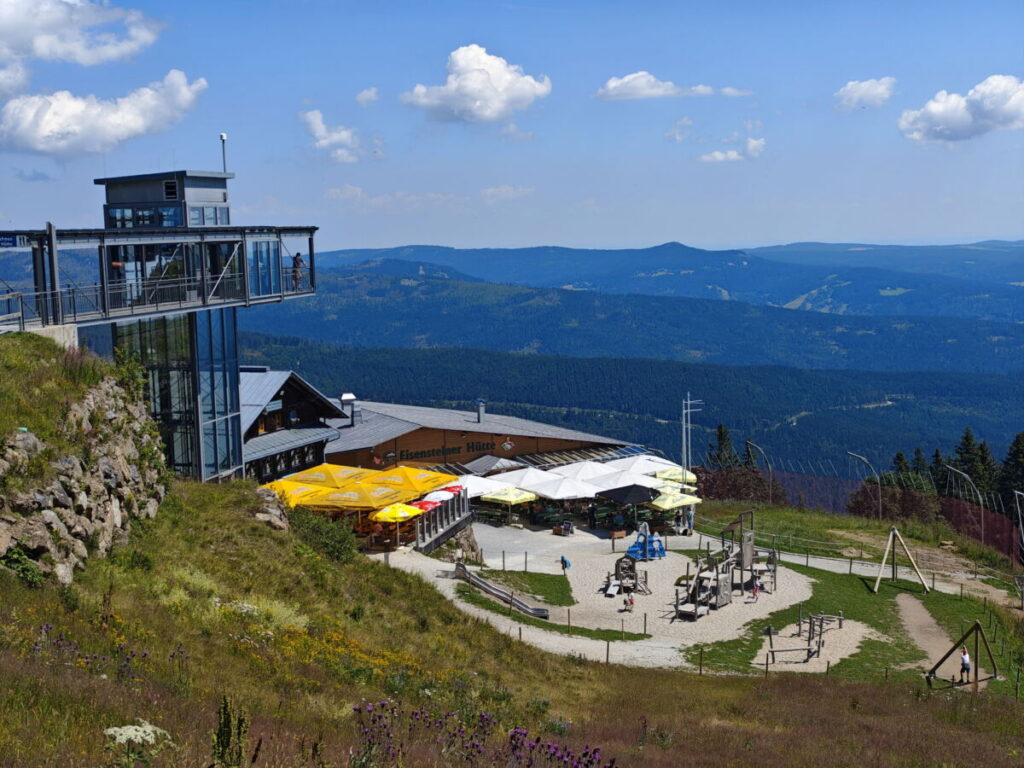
[
  {"left": 752, "top": 619, "right": 882, "bottom": 674},
  {"left": 373, "top": 524, "right": 813, "bottom": 668},
  {"left": 895, "top": 593, "right": 988, "bottom": 689}
]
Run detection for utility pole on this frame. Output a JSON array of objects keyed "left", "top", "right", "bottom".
[
  {"left": 848, "top": 451, "right": 882, "bottom": 520},
  {"left": 680, "top": 393, "right": 703, "bottom": 471},
  {"left": 945, "top": 465, "right": 986, "bottom": 546},
  {"left": 746, "top": 439, "right": 773, "bottom": 506}
]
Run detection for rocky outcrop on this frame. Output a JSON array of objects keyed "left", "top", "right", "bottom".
[
  {"left": 0, "top": 378, "right": 166, "bottom": 586},
  {"left": 254, "top": 488, "right": 289, "bottom": 531}
]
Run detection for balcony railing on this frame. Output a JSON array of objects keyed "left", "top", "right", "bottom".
[{"left": 0, "top": 265, "right": 314, "bottom": 331}]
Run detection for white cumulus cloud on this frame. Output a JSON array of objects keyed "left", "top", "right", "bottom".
[
  {"left": 301, "top": 109, "right": 360, "bottom": 163},
  {"left": 596, "top": 71, "right": 719, "bottom": 100},
  {"left": 355, "top": 86, "right": 378, "bottom": 106},
  {"left": 0, "top": 0, "right": 160, "bottom": 96},
  {"left": 665, "top": 116, "right": 694, "bottom": 143},
  {"left": 699, "top": 136, "right": 765, "bottom": 163},
  {"left": 698, "top": 149, "right": 744, "bottom": 163},
  {"left": 834, "top": 76, "right": 896, "bottom": 110},
  {"left": 720, "top": 86, "right": 753, "bottom": 97},
  {"left": 898, "top": 74, "right": 1024, "bottom": 142},
  {"left": 0, "top": 69, "right": 206, "bottom": 157},
  {"left": 0, "top": 60, "right": 27, "bottom": 97},
  {"left": 481, "top": 184, "right": 534, "bottom": 203},
  {"left": 325, "top": 183, "right": 461, "bottom": 212},
  {"left": 401, "top": 44, "right": 551, "bottom": 123}
]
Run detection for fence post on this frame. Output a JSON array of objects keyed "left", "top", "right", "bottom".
[
  {"left": 502, "top": 551, "right": 506, "bottom": 571},
  {"left": 606, "top": 641, "right": 610, "bottom": 664},
  {"left": 644, "top": 612, "right": 647, "bottom": 635},
  {"left": 764, "top": 654, "right": 769, "bottom": 677},
  {"left": 621, "top": 619, "right": 624, "bottom": 641},
  {"left": 849, "top": 558, "right": 853, "bottom": 574},
  {"left": 699, "top": 647, "right": 704, "bottom": 675},
  {"left": 567, "top": 608, "right": 571, "bottom": 635},
  {"left": 806, "top": 550, "right": 810, "bottom": 566},
  {"left": 518, "top": 626, "right": 522, "bottom": 642},
  {"left": 524, "top": 551, "right": 528, "bottom": 572}
]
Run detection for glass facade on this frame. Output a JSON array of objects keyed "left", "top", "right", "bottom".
[
  {"left": 80, "top": 308, "right": 243, "bottom": 480},
  {"left": 112, "top": 313, "right": 197, "bottom": 477},
  {"left": 188, "top": 206, "right": 230, "bottom": 226},
  {"left": 247, "top": 240, "right": 282, "bottom": 297},
  {"left": 194, "top": 308, "right": 242, "bottom": 479},
  {"left": 107, "top": 206, "right": 183, "bottom": 228}
]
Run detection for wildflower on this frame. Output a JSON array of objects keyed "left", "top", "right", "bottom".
[{"left": 103, "top": 719, "right": 170, "bottom": 746}]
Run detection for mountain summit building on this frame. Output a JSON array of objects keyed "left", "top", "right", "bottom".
[{"left": 0, "top": 169, "right": 318, "bottom": 481}]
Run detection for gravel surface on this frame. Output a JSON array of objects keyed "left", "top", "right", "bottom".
[
  {"left": 374, "top": 523, "right": 814, "bottom": 668},
  {"left": 751, "top": 619, "right": 882, "bottom": 674}
]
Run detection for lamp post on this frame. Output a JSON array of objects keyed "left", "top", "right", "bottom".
[
  {"left": 1012, "top": 490, "right": 1023, "bottom": 570},
  {"left": 847, "top": 451, "right": 882, "bottom": 520},
  {"left": 945, "top": 465, "right": 986, "bottom": 546},
  {"left": 745, "top": 440, "right": 773, "bottom": 506}
]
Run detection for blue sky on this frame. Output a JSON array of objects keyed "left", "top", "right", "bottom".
[{"left": 1, "top": 0, "right": 1022, "bottom": 250}]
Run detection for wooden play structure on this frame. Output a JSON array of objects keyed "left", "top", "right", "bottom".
[
  {"left": 603, "top": 554, "right": 651, "bottom": 597},
  {"left": 766, "top": 609, "right": 845, "bottom": 664},
  {"left": 925, "top": 620, "right": 999, "bottom": 692},
  {"left": 675, "top": 510, "right": 778, "bottom": 621},
  {"left": 873, "top": 526, "right": 929, "bottom": 594}
]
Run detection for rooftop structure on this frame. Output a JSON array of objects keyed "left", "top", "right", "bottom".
[
  {"left": 324, "top": 397, "right": 631, "bottom": 469},
  {"left": 0, "top": 169, "right": 318, "bottom": 481}
]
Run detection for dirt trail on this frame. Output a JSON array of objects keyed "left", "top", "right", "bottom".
[{"left": 895, "top": 593, "right": 987, "bottom": 690}]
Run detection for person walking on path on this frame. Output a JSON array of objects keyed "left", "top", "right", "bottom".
[
  {"left": 560, "top": 555, "right": 571, "bottom": 573},
  {"left": 959, "top": 648, "right": 971, "bottom": 684}
]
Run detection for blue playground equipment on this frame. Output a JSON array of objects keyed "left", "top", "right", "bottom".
[{"left": 626, "top": 523, "right": 666, "bottom": 561}]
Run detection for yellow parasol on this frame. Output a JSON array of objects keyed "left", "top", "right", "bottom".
[
  {"left": 283, "top": 463, "right": 379, "bottom": 488},
  {"left": 480, "top": 487, "right": 538, "bottom": 506},
  {"left": 655, "top": 467, "right": 698, "bottom": 484},
  {"left": 648, "top": 491, "right": 702, "bottom": 511},
  {"left": 369, "top": 466, "right": 458, "bottom": 495},
  {"left": 370, "top": 503, "right": 425, "bottom": 523},
  {"left": 261, "top": 479, "right": 327, "bottom": 508},
  {"left": 303, "top": 483, "right": 413, "bottom": 510},
  {"left": 369, "top": 503, "right": 425, "bottom": 548}
]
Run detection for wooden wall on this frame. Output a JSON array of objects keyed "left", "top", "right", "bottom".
[{"left": 325, "top": 426, "right": 618, "bottom": 469}]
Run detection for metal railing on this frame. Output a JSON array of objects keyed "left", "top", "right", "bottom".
[{"left": 0, "top": 266, "right": 314, "bottom": 331}]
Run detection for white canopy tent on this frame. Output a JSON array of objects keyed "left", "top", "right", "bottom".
[
  {"left": 492, "top": 466, "right": 560, "bottom": 487},
  {"left": 586, "top": 470, "right": 664, "bottom": 492},
  {"left": 458, "top": 474, "right": 515, "bottom": 499},
  {"left": 604, "top": 455, "right": 697, "bottom": 483},
  {"left": 518, "top": 475, "right": 602, "bottom": 500},
  {"left": 549, "top": 460, "right": 611, "bottom": 482}
]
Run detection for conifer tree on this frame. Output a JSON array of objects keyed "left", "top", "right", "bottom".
[
  {"left": 709, "top": 423, "right": 739, "bottom": 469},
  {"left": 892, "top": 451, "right": 910, "bottom": 474},
  {"left": 930, "top": 449, "right": 945, "bottom": 478},
  {"left": 911, "top": 447, "right": 929, "bottom": 474},
  {"left": 997, "top": 431, "right": 1024, "bottom": 500},
  {"left": 976, "top": 441, "right": 1000, "bottom": 493}
]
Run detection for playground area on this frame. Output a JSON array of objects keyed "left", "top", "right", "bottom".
[{"left": 449, "top": 520, "right": 819, "bottom": 660}]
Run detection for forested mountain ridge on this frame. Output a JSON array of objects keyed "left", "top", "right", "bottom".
[
  {"left": 239, "top": 270, "right": 1024, "bottom": 373},
  {"left": 316, "top": 241, "right": 1023, "bottom": 321},
  {"left": 748, "top": 240, "right": 1024, "bottom": 284},
  {"left": 239, "top": 333, "right": 1022, "bottom": 468}
]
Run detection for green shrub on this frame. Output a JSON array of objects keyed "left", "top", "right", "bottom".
[
  {"left": 288, "top": 507, "right": 358, "bottom": 564},
  {"left": 0, "top": 545, "right": 45, "bottom": 588}
]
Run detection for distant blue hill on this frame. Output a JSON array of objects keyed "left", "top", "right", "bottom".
[
  {"left": 317, "top": 241, "right": 1023, "bottom": 322},
  {"left": 749, "top": 240, "right": 1024, "bottom": 284}
]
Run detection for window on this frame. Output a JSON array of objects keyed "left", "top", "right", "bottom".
[
  {"left": 204, "top": 207, "right": 217, "bottom": 226},
  {"left": 163, "top": 180, "right": 178, "bottom": 200},
  {"left": 189, "top": 207, "right": 203, "bottom": 226},
  {"left": 135, "top": 208, "right": 156, "bottom": 227},
  {"left": 157, "top": 206, "right": 182, "bottom": 227},
  {"left": 107, "top": 208, "right": 132, "bottom": 228}
]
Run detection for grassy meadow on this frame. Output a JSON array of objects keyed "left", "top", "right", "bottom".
[{"left": 2, "top": 480, "right": 1024, "bottom": 766}]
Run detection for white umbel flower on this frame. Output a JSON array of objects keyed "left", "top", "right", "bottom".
[{"left": 103, "top": 719, "right": 170, "bottom": 746}]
